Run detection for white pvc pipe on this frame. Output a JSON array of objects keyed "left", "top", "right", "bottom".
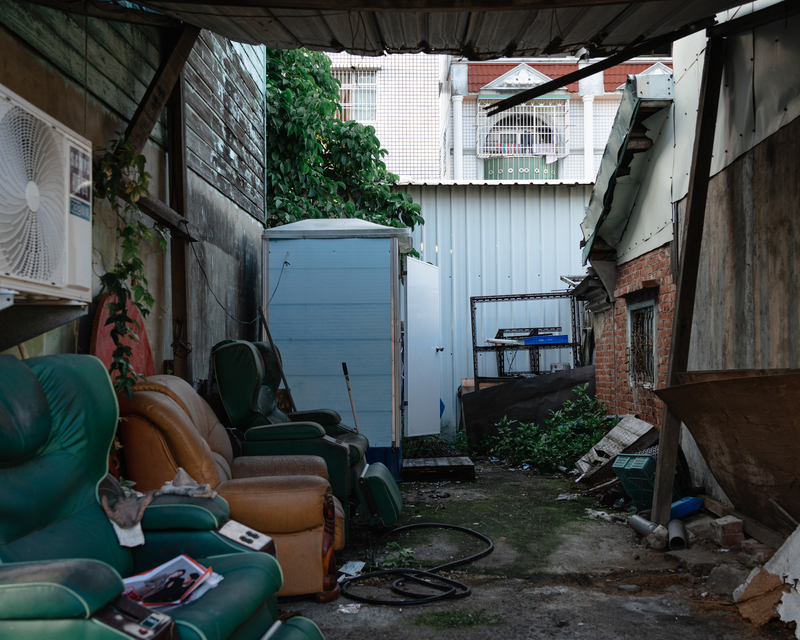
[
  {"left": 583, "top": 94, "right": 594, "bottom": 181},
  {"left": 453, "top": 95, "right": 463, "bottom": 180}
]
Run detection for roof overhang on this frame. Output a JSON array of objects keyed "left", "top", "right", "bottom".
[
  {"left": 132, "top": 0, "right": 741, "bottom": 58},
  {"left": 580, "top": 73, "right": 673, "bottom": 264},
  {"left": 263, "top": 218, "right": 413, "bottom": 252}
]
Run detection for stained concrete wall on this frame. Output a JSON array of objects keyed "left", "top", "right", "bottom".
[{"left": 0, "top": 2, "right": 265, "bottom": 381}]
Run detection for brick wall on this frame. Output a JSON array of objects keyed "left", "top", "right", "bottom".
[{"left": 593, "top": 243, "right": 675, "bottom": 426}]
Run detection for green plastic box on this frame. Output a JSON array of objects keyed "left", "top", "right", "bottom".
[{"left": 612, "top": 454, "right": 682, "bottom": 511}]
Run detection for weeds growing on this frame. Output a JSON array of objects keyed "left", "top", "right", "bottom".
[{"left": 491, "top": 384, "right": 618, "bottom": 473}]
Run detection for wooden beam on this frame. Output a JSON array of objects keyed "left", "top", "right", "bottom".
[
  {"left": 708, "top": 0, "right": 800, "bottom": 38},
  {"left": 124, "top": 0, "right": 710, "bottom": 9},
  {"left": 488, "top": 0, "right": 800, "bottom": 117},
  {"left": 167, "top": 73, "right": 192, "bottom": 382},
  {"left": 24, "top": 0, "right": 180, "bottom": 27},
  {"left": 650, "top": 37, "right": 727, "bottom": 526},
  {"left": 487, "top": 19, "right": 712, "bottom": 116},
  {"left": 119, "top": 191, "right": 197, "bottom": 242},
  {"left": 124, "top": 22, "right": 200, "bottom": 156},
  {"left": 702, "top": 496, "right": 786, "bottom": 550}
]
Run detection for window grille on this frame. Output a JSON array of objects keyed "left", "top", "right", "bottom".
[
  {"left": 630, "top": 303, "right": 655, "bottom": 388},
  {"left": 477, "top": 100, "right": 569, "bottom": 159},
  {"left": 331, "top": 69, "right": 377, "bottom": 123}
]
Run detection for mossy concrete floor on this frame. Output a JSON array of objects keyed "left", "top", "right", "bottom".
[{"left": 290, "top": 464, "right": 791, "bottom": 640}]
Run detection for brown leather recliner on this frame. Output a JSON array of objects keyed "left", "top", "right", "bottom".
[{"left": 117, "top": 375, "right": 345, "bottom": 598}]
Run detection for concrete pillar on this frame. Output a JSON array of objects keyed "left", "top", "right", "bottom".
[
  {"left": 583, "top": 94, "right": 595, "bottom": 181},
  {"left": 453, "top": 95, "right": 463, "bottom": 180}
]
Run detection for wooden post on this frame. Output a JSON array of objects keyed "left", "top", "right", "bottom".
[
  {"left": 651, "top": 37, "right": 727, "bottom": 525},
  {"left": 168, "top": 72, "right": 192, "bottom": 381}
]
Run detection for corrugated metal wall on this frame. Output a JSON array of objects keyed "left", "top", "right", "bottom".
[{"left": 396, "top": 183, "right": 591, "bottom": 430}]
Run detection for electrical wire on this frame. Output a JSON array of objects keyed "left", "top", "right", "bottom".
[
  {"left": 189, "top": 240, "right": 259, "bottom": 325},
  {"left": 268, "top": 252, "right": 290, "bottom": 306},
  {"left": 340, "top": 523, "right": 493, "bottom": 606}
]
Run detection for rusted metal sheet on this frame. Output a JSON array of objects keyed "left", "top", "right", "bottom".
[
  {"left": 135, "top": 1, "right": 740, "bottom": 58},
  {"left": 656, "top": 370, "right": 800, "bottom": 532}
]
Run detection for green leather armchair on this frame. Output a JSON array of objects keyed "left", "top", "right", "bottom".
[
  {"left": 211, "top": 340, "right": 402, "bottom": 532},
  {"left": 0, "top": 354, "right": 324, "bottom": 640},
  {"left": 211, "top": 340, "right": 368, "bottom": 527}
]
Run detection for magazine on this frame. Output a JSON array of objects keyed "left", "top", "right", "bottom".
[{"left": 123, "top": 555, "right": 215, "bottom": 607}]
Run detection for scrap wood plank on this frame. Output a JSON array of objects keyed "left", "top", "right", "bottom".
[
  {"left": 702, "top": 495, "right": 786, "bottom": 550},
  {"left": 575, "top": 415, "right": 658, "bottom": 482},
  {"left": 581, "top": 478, "right": 621, "bottom": 496},
  {"left": 402, "top": 457, "right": 476, "bottom": 482}
]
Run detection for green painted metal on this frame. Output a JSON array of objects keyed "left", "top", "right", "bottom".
[{"left": 483, "top": 156, "right": 558, "bottom": 181}]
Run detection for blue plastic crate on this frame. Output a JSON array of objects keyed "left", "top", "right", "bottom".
[{"left": 523, "top": 334, "right": 569, "bottom": 345}]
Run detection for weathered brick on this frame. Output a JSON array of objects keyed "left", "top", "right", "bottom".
[{"left": 711, "top": 516, "right": 745, "bottom": 547}]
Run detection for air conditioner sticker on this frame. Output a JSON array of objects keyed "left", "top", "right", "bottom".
[
  {"left": 70, "top": 197, "right": 91, "bottom": 221},
  {"left": 69, "top": 145, "right": 91, "bottom": 221}
]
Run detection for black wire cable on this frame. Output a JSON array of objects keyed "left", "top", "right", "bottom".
[{"left": 340, "top": 523, "right": 493, "bottom": 606}]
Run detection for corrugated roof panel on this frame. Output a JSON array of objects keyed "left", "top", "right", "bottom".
[{"left": 138, "top": 1, "right": 740, "bottom": 57}]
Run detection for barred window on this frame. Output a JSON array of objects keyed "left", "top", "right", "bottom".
[
  {"left": 477, "top": 100, "right": 569, "bottom": 159},
  {"left": 331, "top": 69, "right": 377, "bottom": 123},
  {"left": 629, "top": 300, "right": 655, "bottom": 388}
]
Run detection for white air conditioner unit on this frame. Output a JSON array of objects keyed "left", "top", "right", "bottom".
[{"left": 0, "top": 82, "right": 92, "bottom": 304}]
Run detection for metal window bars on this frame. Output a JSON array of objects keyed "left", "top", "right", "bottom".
[
  {"left": 331, "top": 69, "right": 377, "bottom": 122},
  {"left": 477, "top": 99, "right": 569, "bottom": 158},
  {"left": 630, "top": 304, "right": 655, "bottom": 387}
]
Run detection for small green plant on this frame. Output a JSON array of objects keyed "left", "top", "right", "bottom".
[
  {"left": 381, "top": 541, "right": 415, "bottom": 568},
  {"left": 93, "top": 137, "right": 168, "bottom": 398},
  {"left": 491, "top": 384, "right": 618, "bottom": 473}
]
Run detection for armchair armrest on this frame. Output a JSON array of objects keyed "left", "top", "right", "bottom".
[
  {"left": 141, "top": 494, "right": 230, "bottom": 531},
  {"left": 244, "top": 422, "right": 325, "bottom": 441},
  {"left": 286, "top": 410, "right": 341, "bottom": 427},
  {"left": 0, "top": 559, "right": 122, "bottom": 620}
]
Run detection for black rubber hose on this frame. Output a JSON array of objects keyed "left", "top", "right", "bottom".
[{"left": 339, "top": 523, "right": 493, "bottom": 606}]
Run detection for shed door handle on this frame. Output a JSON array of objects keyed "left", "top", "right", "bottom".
[{"left": 436, "top": 346, "right": 444, "bottom": 352}]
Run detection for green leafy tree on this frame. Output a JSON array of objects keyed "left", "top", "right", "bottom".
[{"left": 264, "top": 48, "right": 422, "bottom": 230}]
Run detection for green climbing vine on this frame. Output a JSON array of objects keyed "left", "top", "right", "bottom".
[{"left": 93, "top": 138, "right": 167, "bottom": 398}]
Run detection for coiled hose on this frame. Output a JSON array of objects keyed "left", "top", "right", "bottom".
[{"left": 339, "top": 523, "right": 494, "bottom": 606}]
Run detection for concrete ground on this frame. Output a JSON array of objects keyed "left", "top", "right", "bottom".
[{"left": 286, "top": 464, "right": 792, "bottom": 639}]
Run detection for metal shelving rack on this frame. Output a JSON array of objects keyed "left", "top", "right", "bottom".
[{"left": 470, "top": 291, "right": 582, "bottom": 391}]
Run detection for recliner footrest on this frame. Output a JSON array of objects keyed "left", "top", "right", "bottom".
[
  {"left": 264, "top": 617, "right": 325, "bottom": 640},
  {"left": 357, "top": 462, "right": 403, "bottom": 527}
]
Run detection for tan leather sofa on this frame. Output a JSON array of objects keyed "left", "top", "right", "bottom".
[{"left": 117, "top": 375, "right": 345, "bottom": 598}]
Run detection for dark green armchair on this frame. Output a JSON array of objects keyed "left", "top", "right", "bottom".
[
  {"left": 0, "top": 354, "right": 324, "bottom": 640},
  {"left": 212, "top": 340, "right": 402, "bottom": 533}
]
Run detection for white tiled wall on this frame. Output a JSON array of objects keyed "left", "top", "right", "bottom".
[{"left": 327, "top": 52, "right": 444, "bottom": 181}]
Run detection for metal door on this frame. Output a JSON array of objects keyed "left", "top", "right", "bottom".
[{"left": 405, "top": 257, "right": 441, "bottom": 436}]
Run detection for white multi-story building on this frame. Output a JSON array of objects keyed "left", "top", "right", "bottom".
[{"left": 327, "top": 52, "right": 672, "bottom": 183}]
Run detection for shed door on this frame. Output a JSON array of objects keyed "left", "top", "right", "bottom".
[{"left": 405, "top": 258, "right": 441, "bottom": 437}]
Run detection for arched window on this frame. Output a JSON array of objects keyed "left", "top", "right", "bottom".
[{"left": 477, "top": 99, "right": 569, "bottom": 159}]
